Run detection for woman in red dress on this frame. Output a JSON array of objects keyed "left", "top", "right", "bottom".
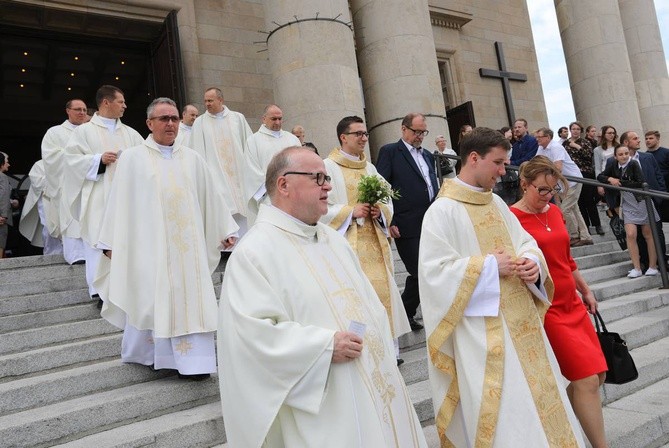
[{"left": 510, "top": 155, "right": 608, "bottom": 448}]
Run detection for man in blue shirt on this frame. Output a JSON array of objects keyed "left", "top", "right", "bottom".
[{"left": 510, "top": 118, "right": 538, "bottom": 166}]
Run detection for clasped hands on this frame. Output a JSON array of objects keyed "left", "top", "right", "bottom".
[
  {"left": 353, "top": 203, "right": 381, "bottom": 220},
  {"left": 492, "top": 248, "right": 539, "bottom": 284}
]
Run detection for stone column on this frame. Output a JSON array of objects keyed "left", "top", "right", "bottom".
[
  {"left": 263, "top": 1, "right": 364, "bottom": 156},
  {"left": 350, "top": 0, "right": 448, "bottom": 160},
  {"left": 618, "top": 0, "right": 669, "bottom": 139},
  {"left": 554, "top": 0, "right": 642, "bottom": 135}
]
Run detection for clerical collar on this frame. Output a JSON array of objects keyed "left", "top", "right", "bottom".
[
  {"left": 64, "top": 120, "right": 79, "bottom": 130},
  {"left": 155, "top": 142, "right": 174, "bottom": 159},
  {"left": 180, "top": 122, "right": 192, "bottom": 130},
  {"left": 98, "top": 115, "right": 117, "bottom": 133},
  {"left": 270, "top": 205, "right": 318, "bottom": 227},
  {"left": 270, "top": 129, "right": 282, "bottom": 138},
  {"left": 454, "top": 176, "right": 485, "bottom": 192},
  {"left": 211, "top": 106, "right": 229, "bottom": 118},
  {"left": 340, "top": 150, "right": 360, "bottom": 161}
]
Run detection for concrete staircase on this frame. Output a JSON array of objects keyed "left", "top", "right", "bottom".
[{"left": 1, "top": 227, "right": 669, "bottom": 447}]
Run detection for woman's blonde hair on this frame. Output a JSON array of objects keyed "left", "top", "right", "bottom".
[{"left": 518, "top": 155, "right": 569, "bottom": 195}]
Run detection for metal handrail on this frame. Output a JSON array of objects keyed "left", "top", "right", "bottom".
[{"left": 434, "top": 152, "right": 669, "bottom": 288}]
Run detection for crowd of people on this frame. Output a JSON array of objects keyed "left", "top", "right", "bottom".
[{"left": 6, "top": 84, "right": 666, "bottom": 446}]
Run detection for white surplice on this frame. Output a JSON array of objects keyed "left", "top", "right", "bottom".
[
  {"left": 419, "top": 179, "right": 584, "bottom": 448},
  {"left": 175, "top": 121, "right": 193, "bottom": 148},
  {"left": 190, "top": 106, "right": 252, "bottom": 220},
  {"left": 243, "top": 125, "right": 301, "bottom": 224},
  {"left": 218, "top": 205, "right": 427, "bottom": 448},
  {"left": 19, "top": 161, "right": 45, "bottom": 248}
]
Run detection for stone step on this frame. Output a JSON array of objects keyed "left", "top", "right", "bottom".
[
  {"left": 0, "top": 254, "right": 66, "bottom": 270},
  {"left": 398, "top": 345, "right": 428, "bottom": 385},
  {"left": 591, "top": 275, "right": 663, "bottom": 302},
  {"left": 0, "top": 302, "right": 99, "bottom": 334},
  {"left": 0, "top": 318, "right": 120, "bottom": 355},
  {"left": 0, "top": 289, "right": 91, "bottom": 317},
  {"left": 0, "top": 263, "right": 84, "bottom": 285},
  {"left": 0, "top": 334, "right": 122, "bottom": 380},
  {"left": 581, "top": 259, "right": 641, "bottom": 284},
  {"left": 575, "top": 249, "right": 630, "bottom": 270},
  {"left": 603, "top": 376, "right": 669, "bottom": 448},
  {"left": 0, "top": 375, "right": 221, "bottom": 448},
  {"left": 0, "top": 359, "right": 175, "bottom": 415},
  {"left": 602, "top": 305, "right": 669, "bottom": 350},
  {"left": 0, "top": 275, "right": 89, "bottom": 300},
  {"left": 51, "top": 402, "right": 226, "bottom": 448}
]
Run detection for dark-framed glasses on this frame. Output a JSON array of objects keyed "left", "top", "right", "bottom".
[
  {"left": 150, "top": 115, "right": 180, "bottom": 123},
  {"left": 406, "top": 126, "right": 429, "bottom": 137},
  {"left": 531, "top": 183, "right": 561, "bottom": 196},
  {"left": 345, "top": 131, "right": 370, "bottom": 138},
  {"left": 283, "top": 171, "right": 332, "bottom": 186},
  {"left": 68, "top": 107, "right": 87, "bottom": 112}
]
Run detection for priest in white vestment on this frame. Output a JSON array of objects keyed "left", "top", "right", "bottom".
[
  {"left": 243, "top": 104, "right": 301, "bottom": 224},
  {"left": 19, "top": 160, "right": 63, "bottom": 254},
  {"left": 175, "top": 103, "right": 198, "bottom": 148},
  {"left": 218, "top": 147, "right": 427, "bottom": 448},
  {"left": 321, "top": 116, "right": 410, "bottom": 362},
  {"left": 62, "top": 86, "right": 143, "bottom": 299},
  {"left": 190, "top": 87, "right": 252, "bottom": 234},
  {"left": 41, "top": 99, "right": 89, "bottom": 263},
  {"left": 95, "top": 98, "right": 238, "bottom": 379},
  {"left": 418, "top": 127, "right": 585, "bottom": 447}
]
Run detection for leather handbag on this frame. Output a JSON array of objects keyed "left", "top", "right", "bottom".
[{"left": 594, "top": 311, "right": 638, "bottom": 384}]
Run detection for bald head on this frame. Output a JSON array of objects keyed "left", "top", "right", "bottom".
[{"left": 262, "top": 104, "right": 283, "bottom": 131}]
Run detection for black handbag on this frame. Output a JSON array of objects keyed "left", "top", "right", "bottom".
[{"left": 594, "top": 311, "right": 638, "bottom": 384}]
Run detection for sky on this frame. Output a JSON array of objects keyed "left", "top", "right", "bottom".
[{"left": 528, "top": 0, "right": 669, "bottom": 131}]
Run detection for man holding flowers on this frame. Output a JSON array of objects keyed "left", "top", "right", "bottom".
[{"left": 322, "top": 116, "right": 411, "bottom": 363}]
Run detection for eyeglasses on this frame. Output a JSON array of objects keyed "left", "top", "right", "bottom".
[
  {"left": 530, "top": 183, "right": 562, "bottom": 196},
  {"left": 344, "top": 131, "right": 370, "bottom": 138},
  {"left": 283, "top": 171, "right": 331, "bottom": 186},
  {"left": 405, "top": 126, "right": 429, "bottom": 137},
  {"left": 149, "top": 115, "right": 180, "bottom": 123},
  {"left": 68, "top": 108, "right": 87, "bottom": 112}
]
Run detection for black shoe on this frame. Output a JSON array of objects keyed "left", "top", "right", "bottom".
[
  {"left": 595, "top": 226, "right": 605, "bottom": 236},
  {"left": 396, "top": 358, "right": 404, "bottom": 367},
  {"left": 178, "top": 373, "right": 211, "bottom": 381},
  {"left": 72, "top": 260, "right": 86, "bottom": 265},
  {"left": 96, "top": 299, "right": 103, "bottom": 309},
  {"left": 409, "top": 318, "right": 423, "bottom": 331}
]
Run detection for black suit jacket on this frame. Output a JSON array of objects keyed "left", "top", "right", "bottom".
[
  {"left": 601, "top": 152, "right": 666, "bottom": 208},
  {"left": 376, "top": 140, "right": 438, "bottom": 239}
]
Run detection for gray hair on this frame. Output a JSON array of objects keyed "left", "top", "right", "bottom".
[
  {"left": 265, "top": 146, "right": 303, "bottom": 200},
  {"left": 146, "top": 97, "right": 177, "bottom": 118}
]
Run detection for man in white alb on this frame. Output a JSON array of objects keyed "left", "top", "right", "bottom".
[
  {"left": 218, "top": 147, "right": 428, "bottom": 448},
  {"left": 19, "top": 160, "right": 61, "bottom": 253},
  {"left": 243, "top": 104, "right": 300, "bottom": 224},
  {"left": 95, "top": 97, "right": 238, "bottom": 380},
  {"left": 175, "top": 103, "right": 198, "bottom": 147},
  {"left": 190, "top": 87, "right": 252, "bottom": 234},
  {"left": 62, "top": 85, "right": 143, "bottom": 303},
  {"left": 41, "top": 99, "right": 89, "bottom": 263}
]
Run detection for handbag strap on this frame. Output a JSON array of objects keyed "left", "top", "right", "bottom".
[{"left": 594, "top": 311, "right": 608, "bottom": 333}]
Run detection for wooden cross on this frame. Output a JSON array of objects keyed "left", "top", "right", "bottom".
[{"left": 479, "top": 42, "right": 527, "bottom": 126}]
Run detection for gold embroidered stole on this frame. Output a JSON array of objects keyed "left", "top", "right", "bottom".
[
  {"left": 327, "top": 148, "right": 396, "bottom": 333},
  {"left": 287, "top": 228, "right": 422, "bottom": 447},
  {"left": 208, "top": 115, "right": 245, "bottom": 214},
  {"left": 430, "top": 180, "right": 576, "bottom": 448}
]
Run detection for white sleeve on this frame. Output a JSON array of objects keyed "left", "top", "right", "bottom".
[
  {"left": 337, "top": 212, "right": 353, "bottom": 236},
  {"left": 85, "top": 154, "right": 103, "bottom": 181},
  {"left": 520, "top": 252, "right": 549, "bottom": 305},
  {"left": 463, "top": 254, "right": 500, "bottom": 317},
  {"left": 284, "top": 344, "right": 333, "bottom": 413}
]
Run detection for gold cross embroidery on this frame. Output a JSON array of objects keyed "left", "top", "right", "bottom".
[{"left": 175, "top": 339, "right": 193, "bottom": 356}]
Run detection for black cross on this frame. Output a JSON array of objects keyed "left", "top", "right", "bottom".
[{"left": 479, "top": 42, "right": 527, "bottom": 126}]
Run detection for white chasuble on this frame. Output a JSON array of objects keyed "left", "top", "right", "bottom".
[
  {"left": 95, "top": 136, "right": 238, "bottom": 338},
  {"left": 243, "top": 125, "right": 301, "bottom": 224},
  {"left": 322, "top": 148, "right": 410, "bottom": 338},
  {"left": 190, "top": 107, "right": 252, "bottom": 217},
  {"left": 62, "top": 114, "right": 143, "bottom": 246},
  {"left": 419, "top": 179, "right": 584, "bottom": 448},
  {"left": 41, "top": 120, "right": 77, "bottom": 237},
  {"left": 19, "top": 160, "right": 46, "bottom": 247},
  {"left": 218, "top": 205, "right": 427, "bottom": 448}
]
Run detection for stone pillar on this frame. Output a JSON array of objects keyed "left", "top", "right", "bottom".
[
  {"left": 618, "top": 0, "right": 669, "bottom": 139},
  {"left": 554, "top": 0, "right": 642, "bottom": 135},
  {"left": 263, "top": 1, "right": 364, "bottom": 157},
  {"left": 350, "top": 0, "right": 448, "bottom": 160}
]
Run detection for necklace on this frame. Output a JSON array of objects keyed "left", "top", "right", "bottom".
[
  {"left": 533, "top": 212, "right": 551, "bottom": 232},
  {"left": 519, "top": 200, "right": 551, "bottom": 231}
]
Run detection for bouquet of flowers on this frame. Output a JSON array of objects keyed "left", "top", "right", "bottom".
[{"left": 357, "top": 174, "right": 400, "bottom": 205}]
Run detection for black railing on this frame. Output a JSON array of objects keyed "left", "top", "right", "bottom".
[{"left": 434, "top": 152, "right": 669, "bottom": 288}]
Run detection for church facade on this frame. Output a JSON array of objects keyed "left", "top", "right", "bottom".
[{"left": 1, "top": 0, "right": 667, "bottom": 162}]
